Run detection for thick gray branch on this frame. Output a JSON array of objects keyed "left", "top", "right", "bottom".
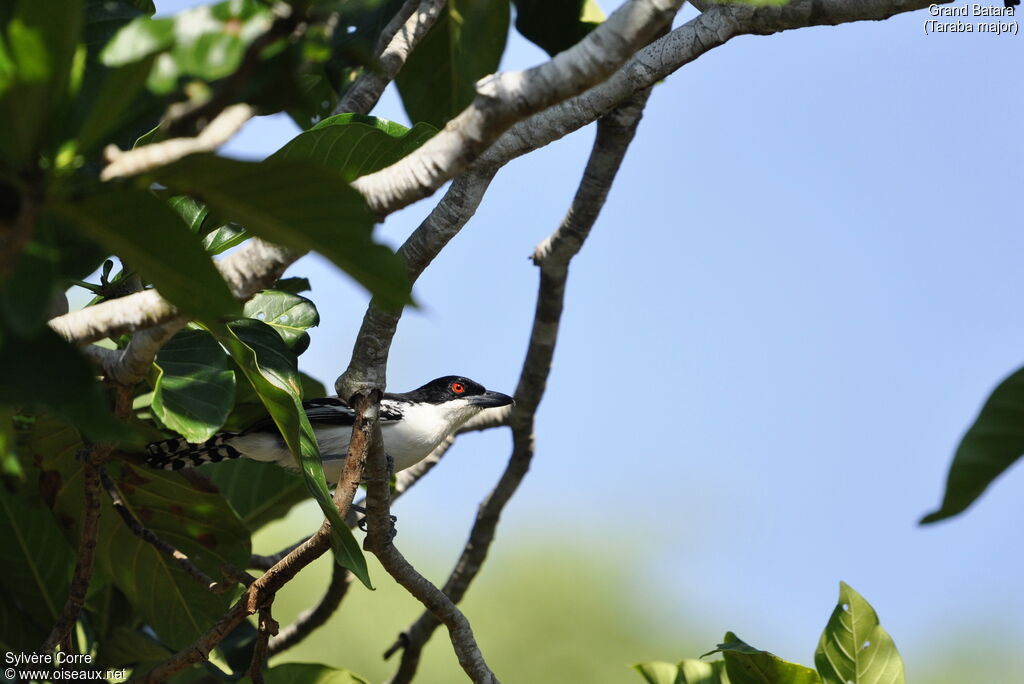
[
  {"left": 350, "top": 0, "right": 683, "bottom": 216},
  {"left": 334, "top": 0, "right": 446, "bottom": 116},
  {"left": 384, "top": 89, "right": 651, "bottom": 684},
  {"left": 480, "top": 0, "right": 944, "bottom": 171},
  {"left": 49, "top": 239, "right": 302, "bottom": 345}
]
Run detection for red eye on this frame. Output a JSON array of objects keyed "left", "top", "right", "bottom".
[{"left": 451, "top": 382, "right": 465, "bottom": 394}]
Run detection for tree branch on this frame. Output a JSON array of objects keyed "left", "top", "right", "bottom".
[
  {"left": 334, "top": 0, "right": 446, "bottom": 116},
  {"left": 49, "top": 239, "right": 302, "bottom": 345},
  {"left": 337, "top": 169, "right": 495, "bottom": 398},
  {"left": 479, "top": 0, "right": 945, "bottom": 172},
  {"left": 361, "top": 402, "right": 497, "bottom": 683},
  {"left": 100, "top": 468, "right": 242, "bottom": 594},
  {"left": 101, "top": 104, "right": 255, "bottom": 181},
  {"left": 384, "top": 88, "right": 652, "bottom": 684},
  {"left": 350, "top": 0, "right": 683, "bottom": 216},
  {"left": 41, "top": 451, "right": 105, "bottom": 652},
  {"left": 246, "top": 606, "right": 279, "bottom": 684}
]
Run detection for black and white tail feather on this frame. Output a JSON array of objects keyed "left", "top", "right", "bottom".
[{"left": 146, "top": 432, "right": 243, "bottom": 470}]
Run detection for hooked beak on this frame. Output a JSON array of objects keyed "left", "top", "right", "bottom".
[{"left": 469, "top": 391, "right": 514, "bottom": 409}]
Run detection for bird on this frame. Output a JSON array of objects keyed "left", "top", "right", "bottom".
[{"left": 145, "top": 376, "right": 514, "bottom": 482}]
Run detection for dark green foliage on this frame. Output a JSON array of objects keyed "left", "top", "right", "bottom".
[
  {"left": 151, "top": 329, "right": 236, "bottom": 443},
  {"left": 512, "top": 0, "right": 604, "bottom": 56},
  {"left": 273, "top": 113, "right": 437, "bottom": 181},
  {"left": 921, "top": 366, "right": 1024, "bottom": 524},
  {"left": 153, "top": 153, "right": 411, "bottom": 310},
  {"left": 395, "top": 0, "right": 510, "bottom": 127}
]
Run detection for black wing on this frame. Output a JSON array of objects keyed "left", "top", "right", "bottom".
[{"left": 242, "top": 397, "right": 403, "bottom": 434}]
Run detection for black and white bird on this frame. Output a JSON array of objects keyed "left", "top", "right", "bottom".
[{"left": 145, "top": 376, "right": 513, "bottom": 481}]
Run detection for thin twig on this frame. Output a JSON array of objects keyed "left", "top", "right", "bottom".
[
  {"left": 138, "top": 525, "right": 333, "bottom": 683},
  {"left": 250, "top": 536, "right": 310, "bottom": 571},
  {"left": 41, "top": 451, "right": 105, "bottom": 652},
  {"left": 334, "top": 0, "right": 446, "bottom": 115},
  {"left": 247, "top": 606, "right": 279, "bottom": 684},
  {"left": 99, "top": 468, "right": 237, "bottom": 593},
  {"left": 384, "top": 89, "right": 652, "bottom": 684}
]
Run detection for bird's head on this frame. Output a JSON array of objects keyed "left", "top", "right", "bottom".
[{"left": 405, "top": 376, "right": 514, "bottom": 413}]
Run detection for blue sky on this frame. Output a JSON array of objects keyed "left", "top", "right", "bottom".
[{"left": 163, "top": 1, "right": 1024, "bottom": 676}]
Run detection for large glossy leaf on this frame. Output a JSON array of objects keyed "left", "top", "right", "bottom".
[
  {"left": 74, "top": 53, "right": 156, "bottom": 154},
  {"left": 921, "top": 366, "right": 1024, "bottom": 524},
  {"left": 0, "top": 481, "right": 75, "bottom": 632},
  {"left": 40, "top": 433, "right": 251, "bottom": 650},
  {"left": 815, "top": 583, "right": 905, "bottom": 684},
  {"left": 395, "top": 0, "right": 510, "bottom": 127},
  {"left": 204, "top": 459, "right": 308, "bottom": 531},
  {"left": 58, "top": 188, "right": 240, "bottom": 322},
  {"left": 151, "top": 328, "right": 236, "bottom": 443},
  {"left": 272, "top": 114, "right": 437, "bottom": 182},
  {"left": 0, "top": 328, "right": 130, "bottom": 441},
  {"left": 243, "top": 289, "right": 320, "bottom": 354},
  {"left": 512, "top": 0, "right": 604, "bottom": 56},
  {"left": 208, "top": 319, "right": 371, "bottom": 588},
  {"left": 0, "top": 585, "right": 46, "bottom": 651},
  {"left": 706, "top": 633, "right": 820, "bottom": 684},
  {"left": 0, "top": 0, "right": 83, "bottom": 166},
  {"left": 239, "top": 663, "right": 369, "bottom": 684},
  {"left": 154, "top": 153, "right": 410, "bottom": 310}
]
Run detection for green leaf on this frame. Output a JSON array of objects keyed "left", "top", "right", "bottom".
[
  {"left": 273, "top": 113, "right": 437, "bottom": 182},
  {"left": 243, "top": 289, "right": 320, "bottom": 354},
  {"left": 0, "top": 328, "right": 131, "bottom": 442},
  {"left": 167, "top": 194, "right": 210, "bottom": 233},
  {"left": 0, "top": 481, "right": 75, "bottom": 632},
  {"left": 74, "top": 53, "right": 157, "bottom": 155},
  {"left": 204, "top": 458, "right": 308, "bottom": 531},
  {"left": 57, "top": 188, "right": 240, "bottom": 323},
  {"left": 0, "top": 0, "right": 84, "bottom": 166},
  {"left": 275, "top": 276, "right": 311, "bottom": 295},
  {"left": 679, "top": 660, "right": 731, "bottom": 684},
  {"left": 512, "top": 0, "right": 604, "bottom": 56},
  {"left": 395, "top": 0, "right": 510, "bottom": 127},
  {"left": 633, "top": 662, "right": 683, "bottom": 684},
  {"left": 97, "top": 626, "right": 172, "bottom": 667},
  {"left": 153, "top": 153, "right": 411, "bottom": 310},
  {"left": 101, "top": 1, "right": 273, "bottom": 94},
  {"left": 707, "top": 633, "right": 821, "bottom": 684},
  {"left": 633, "top": 660, "right": 729, "bottom": 684},
  {"left": 0, "top": 585, "right": 46, "bottom": 651},
  {"left": 42, "top": 442, "right": 251, "bottom": 650},
  {"left": 203, "top": 222, "right": 250, "bottom": 255},
  {"left": 815, "top": 583, "right": 905, "bottom": 684},
  {"left": 151, "top": 329, "right": 236, "bottom": 443},
  {"left": 99, "top": 15, "right": 173, "bottom": 66},
  {"left": 921, "top": 366, "right": 1024, "bottom": 524},
  {"left": 239, "top": 663, "right": 369, "bottom": 684},
  {"left": 208, "top": 319, "right": 371, "bottom": 588}
]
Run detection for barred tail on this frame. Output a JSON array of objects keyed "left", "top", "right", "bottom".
[{"left": 145, "top": 433, "right": 243, "bottom": 470}]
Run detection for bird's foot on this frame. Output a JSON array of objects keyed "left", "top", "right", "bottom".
[{"left": 352, "top": 504, "right": 398, "bottom": 539}]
